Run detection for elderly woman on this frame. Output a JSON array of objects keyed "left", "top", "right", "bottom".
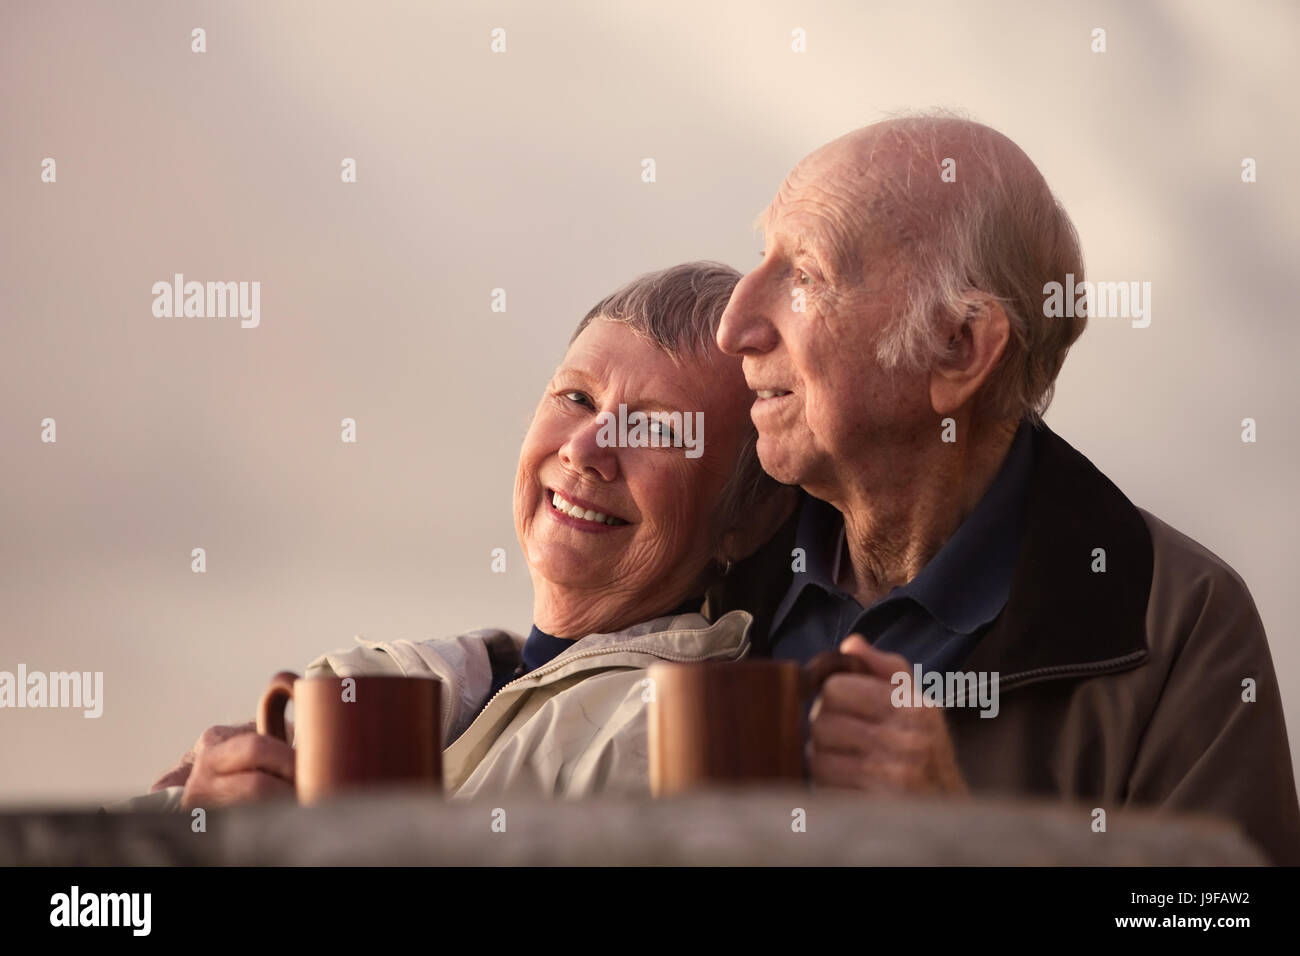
[{"left": 113, "top": 261, "right": 794, "bottom": 807}]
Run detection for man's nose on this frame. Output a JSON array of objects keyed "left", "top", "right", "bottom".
[
  {"left": 559, "top": 416, "right": 619, "bottom": 483},
  {"left": 717, "top": 269, "right": 780, "bottom": 356}
]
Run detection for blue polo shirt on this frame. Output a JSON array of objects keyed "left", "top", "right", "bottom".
[{"left": 769, "top": 418, "right": 1035, "bottom": 671}]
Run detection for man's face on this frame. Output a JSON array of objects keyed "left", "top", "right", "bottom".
[{"left": 716, "top": 147, "right": 931, "bottom": 497}]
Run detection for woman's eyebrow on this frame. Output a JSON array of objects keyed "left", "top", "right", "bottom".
[
  {"left": 607, "top": 392, "right": 689, "bottom": 414},
  {"left": 554, "top": 367, "right": 689, "bottom": 413},
  {"left": 554, "top": 366, "right": 599, "bottom": 389}
]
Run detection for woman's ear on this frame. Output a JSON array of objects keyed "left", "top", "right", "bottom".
[{"left": 717, "top": 485, "right": 800, "bottom": 566}]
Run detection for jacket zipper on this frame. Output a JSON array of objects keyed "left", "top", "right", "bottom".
[
  {"left": 936, "top": 651, "right": 1148, "bottom": 709},
  {"left": 994, "top": 649, "right": 1148, "bottom": 693}
]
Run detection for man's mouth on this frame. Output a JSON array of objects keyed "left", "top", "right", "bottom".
[
  {"left": 755, "top": 388, "right": 793, "bottom": 400},
  {"left": 547, "top": 489, "right": 630, "bottom": 527}
]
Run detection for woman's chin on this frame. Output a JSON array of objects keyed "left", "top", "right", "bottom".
[{"left": 526, "top": 544, "right": 613, "bottom": 589}]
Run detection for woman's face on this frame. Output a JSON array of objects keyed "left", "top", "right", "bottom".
[{"left": 514, "top": 317, "right": 754, "bottom": 634}]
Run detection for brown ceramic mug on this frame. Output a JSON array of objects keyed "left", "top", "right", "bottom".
[
  {"left": 647, "top": 651, "right": 872, "bottom": 797},
  {"left": 256, "top": 671, "right": 442, "bottom": 805}
]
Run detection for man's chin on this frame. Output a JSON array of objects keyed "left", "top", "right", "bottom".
[{"left": 755, "top": 436, "right": 807, "bottom": 488}]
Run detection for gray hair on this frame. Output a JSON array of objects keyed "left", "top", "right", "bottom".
[
  {"left": 570, "top": 261, "right": 779, "bottom": 543},
  {"left": 870, "top": 109, "right": 1087, "bottom": 423}
]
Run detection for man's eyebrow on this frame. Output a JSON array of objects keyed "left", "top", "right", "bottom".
[
  {"left": 758, "top": 225, "right": 827, "bottom": 263},
  {"left": 757, "top": 201, "right": 861, "bottom": 280}
]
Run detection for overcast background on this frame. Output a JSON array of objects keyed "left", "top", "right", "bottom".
[{"left": 2, "top": 0, "right": 1298, "bottom": 807}]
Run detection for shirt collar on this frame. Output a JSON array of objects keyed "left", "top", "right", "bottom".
[
  {"left": 776, "top": 417, "right": 1036, "bottom": 635},
  {"left": 524, "top": 595, "right": 705, "bottom": 671},
  {"left": 892, "top": 417, "right": 1035, "bottom": 632},
  {"left": 521, "top": 625, "right": 577, "bottom": 673}
]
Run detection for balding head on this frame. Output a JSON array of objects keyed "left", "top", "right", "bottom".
[
  {"left": 718, "top": 111, "right": 1085, "bottom": 498},
  {"left": 758, "top": 113, "right": 1085, "bottom": 422}
]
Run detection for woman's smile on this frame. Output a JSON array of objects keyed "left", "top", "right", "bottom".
[{"left": 545, "top": 487, "right": 631, "bottom": 533}]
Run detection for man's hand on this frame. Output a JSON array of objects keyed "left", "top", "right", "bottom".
[{"left": 808, "top": 635, "right": 969, "bottom": 796}]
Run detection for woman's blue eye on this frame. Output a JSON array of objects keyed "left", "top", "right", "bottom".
[{"left": 648, "top": 418, "right": 677, "bottom": 444}]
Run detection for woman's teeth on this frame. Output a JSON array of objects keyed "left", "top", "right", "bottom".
[{"left": 551, "top": 491, "right": 626, "bottom": 526}]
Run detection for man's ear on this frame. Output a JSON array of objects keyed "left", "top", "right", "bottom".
[
  {"left": 717, "top": 485, "right": 800, "bottom": 566},
  {"left": 929, "top": 295, "right": 1011, "bottom": 417}
]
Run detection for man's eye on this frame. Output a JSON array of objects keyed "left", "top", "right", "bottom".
[
  {"left": 563, "top": 391, "right": 592, "bottom": 408},
  {"left": 796, "top": 268, "right": 813, "bottom": 285}
]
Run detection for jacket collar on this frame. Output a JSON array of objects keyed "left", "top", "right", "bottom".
[
  {"left": 443, "top": 609, "right": 753, "bottom": 786},
  {"left": 503, "top": 609, "right": 752, "bottom": 690},
  {"left": 707, "top": 422, "right": 1153, "bottom": 686},
  {"left": 960, "top": 422, "right": 1152, "bottom": 684}
]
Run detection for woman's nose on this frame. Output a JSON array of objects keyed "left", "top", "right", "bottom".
[
  {"left": 559, "top": 417, "right": 619, "bottom": 482},
  {"left": 716, "top": 269, "right": 780, "bottom": 356}
]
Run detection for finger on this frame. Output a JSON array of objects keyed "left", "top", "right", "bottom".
[
  {"left": 815, "top": 672, "right": 896, "bottom": 722},
  {"left": 809, "top": 711, "right": 898, "bottom": 755},
  {"left": 205, "top": 733, "right": 295, "bottom": 781},
  {"left": 839, "top": 634, "right": 911, "bottom": 681},
  {"left": 808, "top": 749, "right": 912, "bottom": 794},
  {"left": 149, "top": 764, "right": 194, "bottom": 791},
  {"left": 810, "top": 712, "right": 937, "bottom": 767},
  {"left": 211, "top": 770, "right": 296, "bottom": 806},
  {"left": 183, "top": 770, "right": 295, "bottom": 809},
  {"left": 195, "top": 721, "right": 257, "bottom": 755}
]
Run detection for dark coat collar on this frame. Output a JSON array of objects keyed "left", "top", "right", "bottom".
[{"left": 707, "top": 422, "right": 1153, "bottom": 685}]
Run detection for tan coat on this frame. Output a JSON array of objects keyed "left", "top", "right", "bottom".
[
  {"left": 706, "top": 422, "right": 1300, "bottom": 865},
  {"left": 306, "top": 609, "right": 750, "bottom": 797}
]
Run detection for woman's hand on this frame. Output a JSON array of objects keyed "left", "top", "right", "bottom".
[
  {"left": 179, "top": 728, "right": 296, "bottom": 808},
  {"left": 150, "top": 721, "right": 256, "bottom": 791},
  {"left": 151, "top": 720, "right": 295, "bottom": 808}
]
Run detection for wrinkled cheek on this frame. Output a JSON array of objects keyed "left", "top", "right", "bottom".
[
  {"left": 803, "top": 392, "right": 844, "bottom": 440},
  {"left": 513, "top": 481, "right": 537, "bottom": 541},
  {"left": 612, "top": 528, "right": 676, "bottom": 584}
]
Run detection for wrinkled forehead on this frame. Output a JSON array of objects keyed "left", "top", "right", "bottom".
[
  {"left": 758, "top": 141, "right": 922, "bottom": 272},
  {"left": 561, "top": 318, "right": 744, "bottom": 413}
]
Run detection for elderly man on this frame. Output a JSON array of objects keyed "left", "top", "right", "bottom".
[{"left": 708, "top": 113, "right": 1300, "bottom": 864}]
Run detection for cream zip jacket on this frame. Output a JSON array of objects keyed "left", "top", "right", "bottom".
[
  {"left": 107, "top": 609, "right": 750, "bottom": 810},
  {"left": 311, "top": 609, "right": 750, "bottom": 798}
]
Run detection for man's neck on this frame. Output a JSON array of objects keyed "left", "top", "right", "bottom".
[{"left": 828, "top": 419, "right": 1020, "bottom": 607}]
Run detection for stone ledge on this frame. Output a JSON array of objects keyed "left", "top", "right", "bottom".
[{"left": 0, "top": 788, "right": 1266, "bottom": 866}]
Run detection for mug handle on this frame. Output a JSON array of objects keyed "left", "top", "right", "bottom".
[
  {"left": 257, "top": 671, "right": 300, "bottom": 742},
  {"left": 800, "top": 650, "right": 873, "bottom": 701}
]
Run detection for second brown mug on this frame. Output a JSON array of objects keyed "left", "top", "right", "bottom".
[{"left": 647, "top": 651, "right": 871, "bottom": 797}]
